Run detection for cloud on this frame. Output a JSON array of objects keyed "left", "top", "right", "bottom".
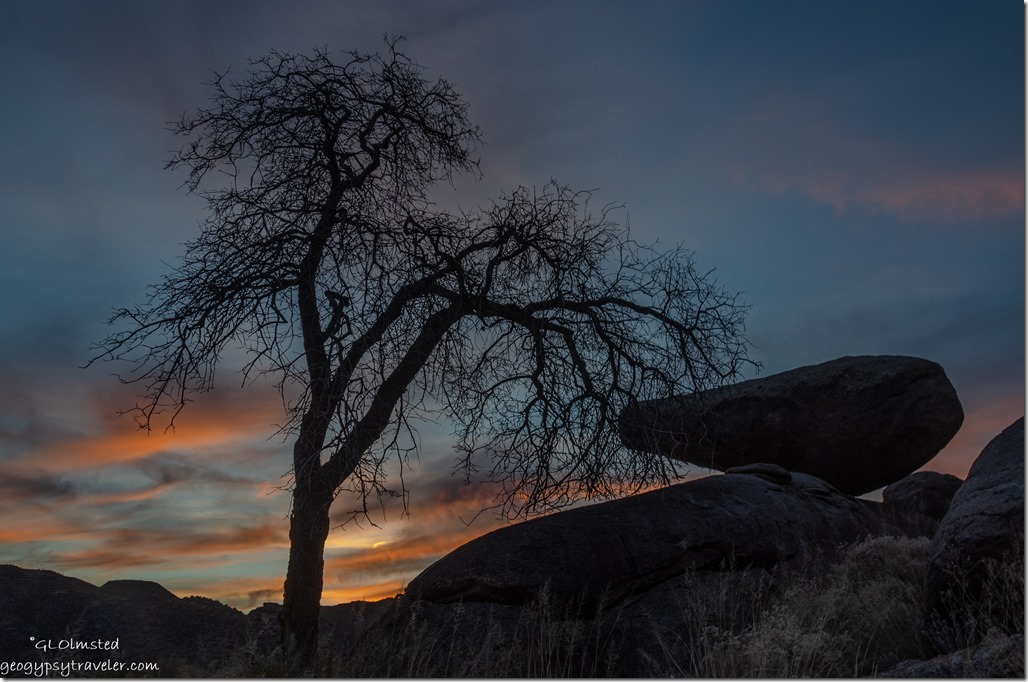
[
  {"left": 753, "top": 167, "right": 1023, "bottom": 224},
  {"left": 5, "top": 381, "right": 286, "bottom": 473},
  {"left": 0, "top": 372, "right": 292, "bottom": 583},
  {"left": 715, "top": 94, "right": 1023, "bottom": 224},
  {"left": 46, "top": 522, "right": 287, "bottom": 569},
  {"left": 0, "top": 517, "right": 82, "bottom": 544},
  {"left": 164, "top": 573, "right": 288, "bottom": 610},
  {"left": 136, "top": 451, "right": 261, "bottom": 488},
  {"left": 0, "top": 469, "right": 79, "bottom": 501}
]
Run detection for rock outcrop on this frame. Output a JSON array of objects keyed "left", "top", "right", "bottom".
[
  {"left": 406, "top": 470, "right": 885, "bottom": 608},
  {"left": 924, "top": 416, "right": 1024, "bottom": 653},
  {"left": 880, "top": 470, "right": 963, "bottom": 537},
  {"left": 619, "top": 355, "right": 964, "bottom": 495}
]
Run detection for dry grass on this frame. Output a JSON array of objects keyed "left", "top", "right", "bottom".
[
  {"left": 925, "top": 548, "right": 1025, "bottom": 675},
  {"left": 690, "top": 536, "right": 933, "bottom": 677}
]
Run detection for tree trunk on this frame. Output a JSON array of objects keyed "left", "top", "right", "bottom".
[{"left": 278, "top": 479, "right": 334, "bottom": 671}]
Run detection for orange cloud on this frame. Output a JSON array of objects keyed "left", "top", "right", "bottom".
[
  {"left": 45, "top": 523, "right": 288, "bottom": 572},
  {"left": 27, "top": 388, "right": 285, "bottom": 472},
  {"left": 0, "top": 519, "right": 83, "bottom": 544},
  {"left": 83, "top": 482, "right": 176, "bottom": 505}
]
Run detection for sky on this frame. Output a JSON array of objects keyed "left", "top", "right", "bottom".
[{"left": 0, "top": 0, "right": 1023, "bottom": 610}]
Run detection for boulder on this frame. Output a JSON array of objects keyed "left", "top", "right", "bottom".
[
  {"left": 405, "top": 470, "right": 885, "bottom": 608},
  {"left": 881, "top": 471, "right": 963, "bottom": 537},
  {"left": 925, "top": 417, "right": 1024, "bottom": 653},
  {"left": 619, "top": 355, "right": 964, "bottom": 495}
]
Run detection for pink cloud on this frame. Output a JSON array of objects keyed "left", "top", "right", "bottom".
[{"left": 770, "top": 167, "right": 1024, "bottom": 222}]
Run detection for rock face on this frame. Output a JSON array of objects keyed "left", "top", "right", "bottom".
[
  {"left": 881, "top": 471, "right": 963, "bottom": 537},
  {"left": 925, "top": 417, "right": 1025, "bottom": 653},
  {"left": 406, "top": 470, "right": 885, "bottom": 608},
  {"left": 619, "top": 355, "right": 964, "bottom": 495}
]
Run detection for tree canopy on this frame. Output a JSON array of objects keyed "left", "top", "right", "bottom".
[{"left": 91, "top": 39, "right": 753, "bottom": 665}]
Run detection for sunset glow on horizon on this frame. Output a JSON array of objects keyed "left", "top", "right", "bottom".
[{"left": 0, "top": 0, "right": 1022, "bottom": 613}]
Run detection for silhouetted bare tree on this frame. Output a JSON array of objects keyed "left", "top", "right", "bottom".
[{"left": 90, "top": 40, "right": 753, "bottom": 669}]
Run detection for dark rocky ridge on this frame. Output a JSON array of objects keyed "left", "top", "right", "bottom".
[
  {"left": 0, "top": 565, "right": 248, "bottom": 671},
  {"left": 0, "top": 564, "right": 395, "bottom": 674}
]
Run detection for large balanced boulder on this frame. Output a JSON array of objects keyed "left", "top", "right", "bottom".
[
  {"left": 925, "top": 417, "right": 1024, "bottom": 653},
  {"left": 405, "top": 469, "right": 885, "bottom": 608},
  {"left": 618, "top": 355, "right": 964, "bottom": 495}
]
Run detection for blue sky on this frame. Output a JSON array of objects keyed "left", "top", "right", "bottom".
[{"left": 0, "top": 0, "right": 1022, "bottom": 608}]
